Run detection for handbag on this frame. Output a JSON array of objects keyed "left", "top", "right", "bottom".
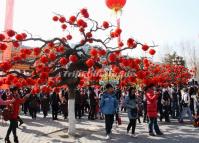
[{"left": 2, "top": 104, "right": 14, "bottom": 121}]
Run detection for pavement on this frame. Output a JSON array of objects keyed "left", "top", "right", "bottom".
[{"left": 0, "top": 112, "right": 198, "bottom": 143}]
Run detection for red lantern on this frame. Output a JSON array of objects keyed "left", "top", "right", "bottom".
[
  {"left": 106, "top": 0, "right": 127, "bottom": 12},
  {"left": 149, "top": 49, "right": 156, "bottom": 55}
]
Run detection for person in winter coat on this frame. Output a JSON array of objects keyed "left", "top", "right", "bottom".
[
  {"left": 125, "top": 87, "right": 138, "bottom": 137},
  {"left": 40, "top": 93, "right": 50, "bottom": 118},
  {"left": 179, "top": 87, "right": 193, "bottom": 123},
  {"left": 145, "top": 84, "right": 163, "bottom": 136},
  {"left": 100, "top": 84, "right": 118, "bottom": 140},
  {"left": 161, "top": 89, "right": 171, "bottom": 122},
  {"left": 50, "top": 91, "right": 60, "bottom": 120},
  {"left": 5, "top": 87, "right": 29, "bottom": 143},
  {"left": 29, "top": 94, "right": 40, "bottom": 119},
  {"left": 88, "top": 87, "right": 97, "bottom": 120}
]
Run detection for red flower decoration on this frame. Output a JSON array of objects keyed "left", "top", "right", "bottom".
[
  {"left": 109, "top": 53, "right": 117, "bottom": 62},
  {"left": 86, "top": 59, "right": 95, "bottom": 67},
  {"left": 86, "top": 32, "right": 92, "bottom": 38},
  {"left": 66, "top": 35, "right": 72, "bottom": 40},
  {"left": 0, "top": 43, "right": 7, "bottom": 50},
  {"left": 12, "top": 41, "right": 20, "bottom": 48},
  {"left": 90, "top": 48, "right": 98, "bottom": 57},
  {"left": 40, "top": 55, "right": 49, "bottom": 63},
  {"left": 59, "top": 16, "right": 66, "bottom": 23},
  {"left": 77, "top": 19, "right": 87, "bottom": 28},
  {"left": 21, "top": 33, "right": 27, "bottom": 39},
  {"left": 52, "top": 16, "right": 59, "bottom": 21},
  {"left": 127, "top": 38, "right": 135, "bottom": 47},
  {"left": 142, "top": 44, "right": 149, "bottom": 51},
  {"left": 102, "top": 21, "right": 109, "bottom": 29},
  {"left": 80, "top": 8, "right": 89, "bottom": 18},
  {"left": 44, "top": 48, "right": 50, "bottom": 54},
  {"left": 98, "top": 49, "right": 106, "bottom": 56},
  {"left": 49, "top": 53, "right": 56, "bottom": 61},
  {"left": 61, "top": 24, "right": 67, "bottom": 30},
  {"left": 59, "top": 57, "right": 69, "bottom": 65},
  {"left": 69, "top": 55, "right": 78, "bottom": 63},
  {"left": 0, "top": 34, "right": 5, "bottom": 41},
  {"left": 7, "top": 29, "right": 15, "bottom": 37},
  {"left": 149, "top": 49, "right": 156, "bottom": 55},
  {"left": 33, "top": 48, "right": 41, "bottom": 56},
  {"left": 114, "top": 28, "right": 122, "bottom": 37},
  {"left": 69, "top": 16, "right": 76, "bottom": 23}
]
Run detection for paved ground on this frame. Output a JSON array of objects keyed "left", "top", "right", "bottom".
[{"left": 0, "top": 112, "right": 198, "bottom": 143}]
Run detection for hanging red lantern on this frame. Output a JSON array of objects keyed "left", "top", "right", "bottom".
[{"left": 105, "top": 0, "right": 127, "bottom": 12}]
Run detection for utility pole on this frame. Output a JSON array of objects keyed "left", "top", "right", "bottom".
[{"left": 2, "top": 0, "right": 15, "bottom": 61}]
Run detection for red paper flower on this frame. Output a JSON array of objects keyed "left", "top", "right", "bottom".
[
  {"left": 59, "top": 57, "right": 69, "bottom": 65},
  {"left": 69, "top": 16, "right": 76, "bottom": 23},
  {"left": 40, "top": 55, "right": 49, "bottom": 63},
  {"left": 80, "top": 8, "right": 89, "bottom": 18},
  {"left": 7, "top": 29, "right": 15, "bottom": 37},
  {"left": 98, "top": 49, "right": 106, "bottom": 56},
  {"left": 12, "top": 41, "right": 20, "bottom": 48},
  {"left": 0, "top": 43, "right": 7, "bottom": 50},
  {"left": 49, "top": 53, "right": 56, "bottom": 61},
  {"left": 59, "top": 16, "right": 66, "bottom": 23},
  {"left": 15, "top": 34, "right": 23, "bottom": 41},
  {"left": 21, "top": 33, "right": 27, "bottom": 39},
  {"left": 102, "top": 21, "right": 109, "bottom": 29},
  {"left": 0, "top": 34, "right": 5, "bottom": 41},
  {"left": 69, "top": 55, "right": 78, "bottom": 63},
  {"left": 33, "top": 48, "right": 41, "bottom": 56},
  {"left": 86, "top": 32, "right": 92, "bottom": 38},
  {"left": 127, "top": 38, "right": 135, "bottom": 47},
  {"left": 142, "top": 44, "right": 149, "bottom": 51},
  {"left": 90, "top": 48, "right": 98, "bottom": 57},
  {"left": 52, "top": 16, "right": 59, "bottom": 21},
  {"left": 44, "top": 48, "right": 50, "bottom": 54},
  {"left": 48, "top": 42, "right": 54, "bottom": 48},
  {"left": 149, "top": 49, "right": 156, "bottom": 55},
  {"left": 114, "top": 28, "right": 122, "bottom": 37},
  {"left": 86, "top": 59, "right": 95, "bottom": 67},
  {"left": 61, "top": 24, "right": 67, "bottom": 30},
  {"left": 66, "top": 35, "right": 72, "bottom": 40},
  {"left": 109, "top": 53, "right": 117, "bottom": 62}
]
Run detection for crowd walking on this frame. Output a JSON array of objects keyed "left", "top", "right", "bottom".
[{"left": 0, "top": 81, "right": 199, "bottom": 142}]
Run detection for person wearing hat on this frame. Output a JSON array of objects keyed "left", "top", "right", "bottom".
[
  {"left": 100, "top": 83, "right": 118, "bottom": 140},
  {"left": 5, "top": 87, "right": 30, "bottom": 143}
]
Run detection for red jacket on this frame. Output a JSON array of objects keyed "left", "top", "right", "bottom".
[
  {"left": 146, "top": 89, "right": 159, "bottom": 118},
  {"left": 10, "top": 98, "right": 25, "bottom": 120}
]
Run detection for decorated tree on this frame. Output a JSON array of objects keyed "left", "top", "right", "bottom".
[{"left": 0, "top": 8, "right": 188, "bottom": 135}]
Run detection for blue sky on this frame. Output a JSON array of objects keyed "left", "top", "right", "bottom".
[{"left": 0, "top": 0, "right": 199, "bottom": 61}]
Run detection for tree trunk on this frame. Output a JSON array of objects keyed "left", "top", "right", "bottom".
[{"left": 67, "top": 87, "right": 76, "bottom": 135}]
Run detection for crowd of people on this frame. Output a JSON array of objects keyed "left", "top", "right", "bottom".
[{"left": 0, "top": 81, "right": 199, "bottom": 142}]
